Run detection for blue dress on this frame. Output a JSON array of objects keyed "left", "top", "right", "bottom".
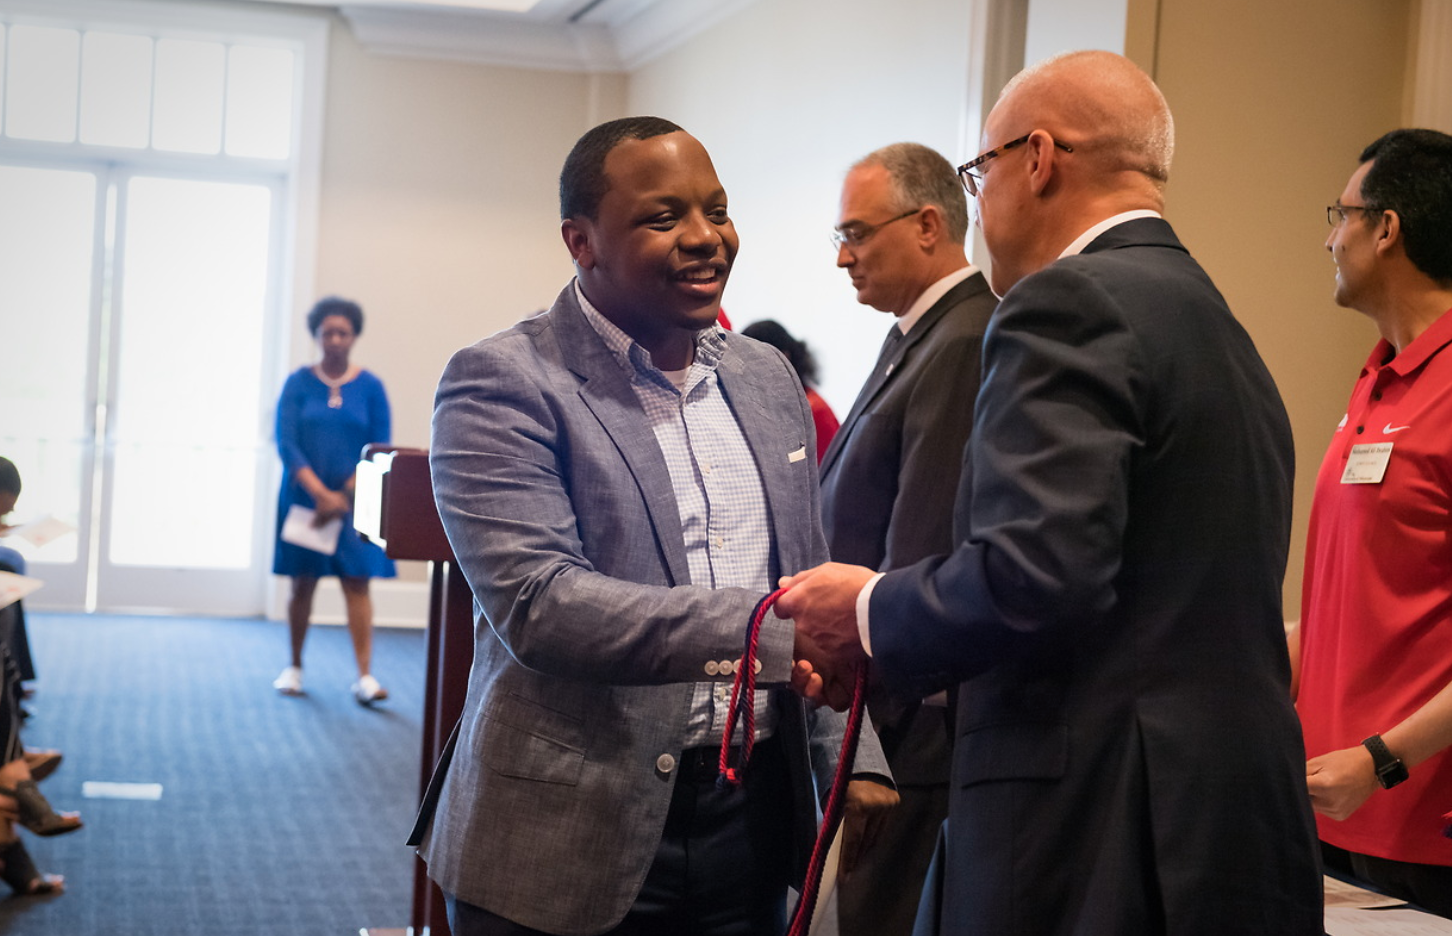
[{"left": 272, "top": 366, "right": 397, "bottom": 579}]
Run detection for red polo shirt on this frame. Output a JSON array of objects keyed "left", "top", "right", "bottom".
[{"left": 1298, "top": 307, "right": 1452, "bottom": 866}]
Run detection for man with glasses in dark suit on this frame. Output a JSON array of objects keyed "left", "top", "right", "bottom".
[{"left": 819, "top": 142, "right": 995, "bottom": 936}]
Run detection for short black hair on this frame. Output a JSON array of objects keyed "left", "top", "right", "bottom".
[
  {"left": 306, "top": 296, "right": 364, "bottom": 337},
  {"left": 1358, "top": 129, "right": 1452, "bottom": 283},
  {"left": 560, "top": 116, "right": 684, "bottom": 221},
  {"left": 0, "top": 457, "right": 20, "bottom": 497},
  {"left": 741, "top": 319, "right": 819, "bottom": 387}
]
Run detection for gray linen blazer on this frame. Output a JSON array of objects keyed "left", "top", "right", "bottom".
[{"left": 415, "top": 283, "right": 887, "bottom": 936}]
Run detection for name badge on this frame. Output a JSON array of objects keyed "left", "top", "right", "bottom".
[{"left": 1341, "top": 443, "right": 1393, "bottom": 484}]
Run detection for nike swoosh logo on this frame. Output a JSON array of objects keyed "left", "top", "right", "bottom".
[{"left": 1384, "top": 423, "right": 1411, "bottom": 434}]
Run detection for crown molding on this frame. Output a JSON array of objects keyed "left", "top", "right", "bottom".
[
  {"left": 340, "top": 5, "right": 618, "bottom": 71},
  {"left": 340, "top": 0, "right": 761, "bottom": 73},
  {"left": 609, "top": 0, "right": 760, "bottom": 71}
]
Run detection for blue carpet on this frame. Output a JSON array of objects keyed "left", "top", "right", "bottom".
[{"left": 0, "top": 612, "right": 426, "bottom": 936}]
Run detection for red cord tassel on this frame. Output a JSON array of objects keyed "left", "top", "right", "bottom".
[{"left": 716, "top": 588, "right": 868, "bottom": 936}]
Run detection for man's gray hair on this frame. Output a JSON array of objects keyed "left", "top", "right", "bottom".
[{"left": 854, "top": 142, "right": 970, "bottom": 243}]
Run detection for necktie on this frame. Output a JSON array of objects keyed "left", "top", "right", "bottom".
[{"left": 875, "top": 325, "right": 905, "bottom": 380}]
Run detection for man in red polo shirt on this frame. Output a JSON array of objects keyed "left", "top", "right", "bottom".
[{"left": 1295, "top": 128, "right": 1452, "bottom": 917}]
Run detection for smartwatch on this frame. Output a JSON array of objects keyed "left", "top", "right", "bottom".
[{"left": 1361, "top": 734, "right": 1409, "bottom": 789}]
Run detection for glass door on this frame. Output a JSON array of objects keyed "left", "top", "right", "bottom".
[
  {"left": 0, "top": 8, "right": 317, "bottom": 616},
  {"left": 92, "top": 173, "right": 279, "bottom": 614},
  {"left": 0, "top": 163, "right": 101, "bottom": 608},
  {"left": 1, "top": 167, "right": 281, "bottom": 615}
]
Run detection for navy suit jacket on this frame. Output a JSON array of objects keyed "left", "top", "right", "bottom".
[{"left": 871, "top": 220, "right": 1323, "bottom": 935}]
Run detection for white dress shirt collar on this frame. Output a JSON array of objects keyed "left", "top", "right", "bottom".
[
  {"left": 1057, "top": 210, "right": 1163, "bottom": 259},
  {"left": 895, "top": 264, "right": 978, "bottom": 335}
]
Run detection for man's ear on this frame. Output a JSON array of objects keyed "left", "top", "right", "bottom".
[
  {"left": 916, "top": 205, "right": 945, "bottom": 248},
  {"left": 1374, "top": 210, "right": 1402, "bottom": 259},
  {"left": 562, "top": 218, "right": 595, "bottom": 269},
  {"left": 1026, "top": 130, "right": 1059, "bottom": 196}
]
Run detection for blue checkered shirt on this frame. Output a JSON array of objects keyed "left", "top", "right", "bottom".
[{"left": 576, "top": 282, "right": 777, "bottom": 745}]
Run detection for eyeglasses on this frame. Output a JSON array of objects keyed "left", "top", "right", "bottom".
[
  {"left": 830, "top": 208, "right": 921, "bottom": 251},
  {"left": 1326, "top": 203, "right": 1381, "bottom": 227},
  {"left": 957, "top": 134, "right": 1075, "bottom": 196}
]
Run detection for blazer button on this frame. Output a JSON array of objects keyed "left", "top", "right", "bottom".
[
  {"left": 720, "top": 659, "right": 737, "bottom": 675},
  {"left": 704, "top": 660, "right": 720, "bottom": 676},
  {"left": 655, "top": 753, "right": 676, "bottom": 775},
  {"left": 753, "top": 659, "right": 762, "bottom": 675}
]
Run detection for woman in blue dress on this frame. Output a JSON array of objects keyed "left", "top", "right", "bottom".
[{"left": 272, "top": 297, "right": 395, "bottom": 705}]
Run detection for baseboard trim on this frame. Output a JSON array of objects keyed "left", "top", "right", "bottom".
[{"left": 267, "top": 577, "right": 431, "bottom": 628}]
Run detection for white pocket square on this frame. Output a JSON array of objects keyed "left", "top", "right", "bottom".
[{"left": 788, "top": 446, "right": 807, "bottom": 463}]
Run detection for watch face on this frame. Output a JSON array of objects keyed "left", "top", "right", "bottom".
[{"left": 1377, "top": 761, "right": 1410, "bottom": 789}]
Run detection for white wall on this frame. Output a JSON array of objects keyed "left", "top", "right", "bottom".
[
  {"left": 1024, "top": 0, "right": 1126, "bottom": 64},
  {"left": 627, "top": 0, "right": 977, "bottom": 413}
]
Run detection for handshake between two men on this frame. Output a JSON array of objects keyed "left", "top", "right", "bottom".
[{"left": 775, "top": 562, "right": 879, "bottom": 713}]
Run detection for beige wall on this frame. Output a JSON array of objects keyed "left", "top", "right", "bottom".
[
  {"left": 306, "top": 24, "right": 624, "bottom": 456},
  {"left": 295, "top": 23, "right": 621, "bottom": 595},
  {"left": 1136, "top": 0, "right": 1409, "bottom": 616}
]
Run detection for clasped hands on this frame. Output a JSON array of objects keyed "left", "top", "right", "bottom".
[
  {"left": 774, "top": 562, "right": 876, "bottom": 712},
  {"left": 311, "top": 488, "right": 352, "bottom": 525},
  {"left": 776, "top": 562, "right": 901, "bottom": 872}
]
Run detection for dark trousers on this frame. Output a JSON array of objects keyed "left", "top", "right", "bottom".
[
  {"left": 447, "top": 737, "right": 792, "bottom": 936},
  {"left": 1322, "top": 841, "right": 1452, "bottom": 919}
]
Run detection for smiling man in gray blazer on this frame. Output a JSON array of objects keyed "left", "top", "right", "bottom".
[{"left": 411, "top": 117, "right": 892, "bottom": 936}]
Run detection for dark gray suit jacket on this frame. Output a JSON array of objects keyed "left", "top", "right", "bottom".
[
  {"left": 416, "top": 284, "right": 887, "bottom": 936},
  {"left": 819, "top": 271, "right": 995, "bottom": 784},
  {"left": 871, "top": 220, "right": 1323, "bottom": 935}
]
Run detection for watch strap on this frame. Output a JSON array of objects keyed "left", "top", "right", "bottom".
[{"left": 1361, "top": 734, "right": 1409, "bottom": 789}]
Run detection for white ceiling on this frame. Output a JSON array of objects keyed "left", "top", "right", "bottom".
[{"left": 240, "top": 0, "right": 759, "bottom": 72}]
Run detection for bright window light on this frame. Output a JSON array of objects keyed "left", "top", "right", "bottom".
[
  {"left": 225, "top": 44, "right": 294, "bottom": 159},
  {"left": 5, "top": 25, "right": 80, "bottom": 142},
  {"left": 152, "top": 38, "right": 225, "bottom": 154},
  {"left": 109, "top": 176, "right": 273, "bottom": 569},
  {"left": 0, "top": 165, "right": 99, "bottom": 565},
  {"left": 80, "top": 32, "right": 154, "bottom": 149},
  {"left": 0, "top": 26, "right": 7, "bottom": 131}
]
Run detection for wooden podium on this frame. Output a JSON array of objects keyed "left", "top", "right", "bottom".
[{"left": 354, "top": 445, "right": 471, "bottom": 936}]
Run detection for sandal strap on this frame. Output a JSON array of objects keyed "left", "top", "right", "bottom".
[{"left": 0, "top": 839, "right": 41, "bottom": 894}]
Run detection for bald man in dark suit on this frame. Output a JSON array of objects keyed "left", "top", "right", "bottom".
[{"left": 782, "top": 52, "right": 1322, "bottom": 935}]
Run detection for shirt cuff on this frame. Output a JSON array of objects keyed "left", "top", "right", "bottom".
[{"left": 856, "top": 573, "right": 885, "bottom": 658}]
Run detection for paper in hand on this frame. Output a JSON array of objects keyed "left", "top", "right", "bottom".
[
  {"left": 281, "top": 504, "right": 343, "bottom": 556},
  {"left": 0, "top": 571, "right": 43, "bottom": 611},
  {"left": 9, "top": 515, "right": 76, "bottom": 548}
]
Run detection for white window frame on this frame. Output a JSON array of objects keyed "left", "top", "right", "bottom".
[{"left": 0, "top": 0, "right": 329, "bottom": 612}]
